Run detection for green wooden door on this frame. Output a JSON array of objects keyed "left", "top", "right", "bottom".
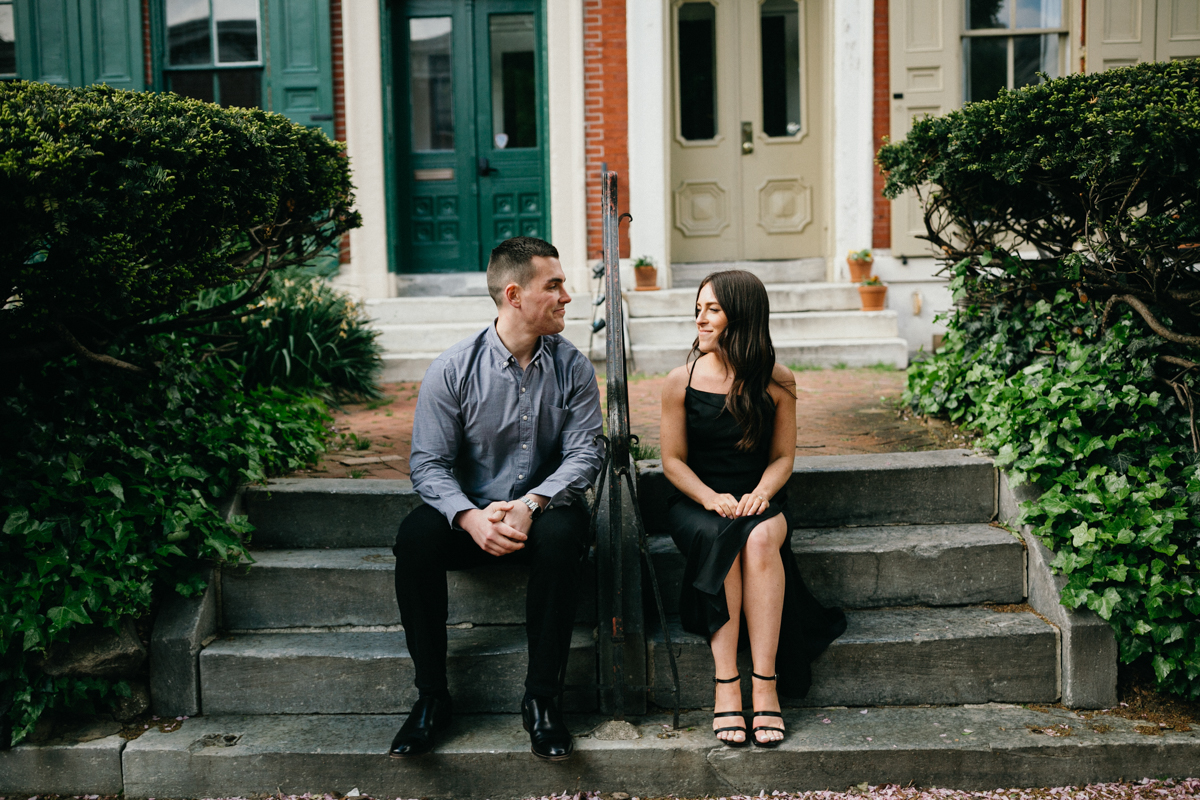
[
  {"left": 14, "top": 0, "right": 143, "bottom": 89},
  {"left": 395, "top": 0, "right": 546, "bottom": 274}
]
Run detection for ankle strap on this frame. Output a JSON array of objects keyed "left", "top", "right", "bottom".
[
  {"left": 713, "top": 675, "right": 741, "bottom": 684},
  {"left": 751, "top": 672, "right": 777, "bottom": 681}
]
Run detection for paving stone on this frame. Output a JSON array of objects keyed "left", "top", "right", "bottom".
[
  {"left": 646, "top": 607, "right": 1059, "bottom": 708},
  {"left": 648, "top": 523, "right": 1024, "bottom": 611},
  {"left": 221, "top": 548, "right": 596, "bottom": 629},
  {"left": 150, "top": 572, "right": 218, "bottom": 716},
  {"left": 120, "top": 706, "right": 1200, "bottom": 799},
  {"left": 242, "top": 479, "right": 423, "bottom": 548},
  {"left": 0, "top": 732, "right": 125, "bottom": 794},
  {"left": 638, "top": 450, "right": 996, "bottom": 533},
  {"left": 199, "top": 626, "right": 597, "bottom": 715}
]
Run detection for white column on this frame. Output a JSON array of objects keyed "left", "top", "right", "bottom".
[
  {"left": 547, "top": 0, "right": 589, "bottom": 295},
  {"left": 337, "top": 0, "right": 392, "bottom": 300},
  {"left": 831, "top": 0, "right": 875, "bottom": 280},
  {"left": 626, "top": 0, "right": 670, "bottom": 287}
]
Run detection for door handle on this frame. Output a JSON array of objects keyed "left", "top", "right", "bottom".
[
  {"left": 478, "top": 157, "right": 499, "bottom": 177},
  {"left": 741, "top": 121, "right": 754, "bottom": 154}
]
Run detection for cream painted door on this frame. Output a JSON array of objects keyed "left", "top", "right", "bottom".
[
  {"left": 888, "top": 0, "right": 961, "bottom": 257},
  {"left": 1087, "top": 1, "right": 1200, "bottom": 72},
  {"left": 670, "top": 0, "right": 827, "bottom": 263},
  {"left": 1156, "top": 1, "right": 1200, "bottom": 60}
]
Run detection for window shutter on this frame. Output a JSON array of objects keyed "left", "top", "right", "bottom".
[
  {"left": 15, "top": 0, "right": 142, "bottom": 89},
  {"left": 265, "top": 0, "right": 334, "bottom": 139},
  {"left": 888, "top": 0, "right": 962, "bottom": 257}
]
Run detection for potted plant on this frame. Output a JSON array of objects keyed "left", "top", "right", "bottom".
[
  {"left": 858, "top": 275, "right": 887, "bottom": 311},
  {"left": 633, "top": 255, "right": 659, "bottom": 291},
  {"left": 847, "top": 248, "right": 874, "bottom": 283}
]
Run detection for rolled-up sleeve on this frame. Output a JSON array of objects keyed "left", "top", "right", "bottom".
[
  {"left": 409, "top": 359, "right": 480, "bottom": 527},
  {"left": 528, "top": 356, "right": 605, "bottom": 506}
]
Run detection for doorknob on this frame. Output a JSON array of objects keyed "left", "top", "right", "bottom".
[
  {"left": 741, "top": 122, "right": 753, "bottom": 154},
  {"left": 478, "top": 157, "right": 499, "bottom": 177}
]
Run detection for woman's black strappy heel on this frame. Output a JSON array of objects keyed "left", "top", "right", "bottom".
[
  {"left": 712, "top": 675, "right": 748, "bottom": 747},
  {"left": 751, "top": 672, "right": 785, "bottom": 748}
]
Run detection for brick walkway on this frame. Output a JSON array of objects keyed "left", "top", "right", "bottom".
[{"left": 292, "top": 367, "right": 966, "bottom": 481}]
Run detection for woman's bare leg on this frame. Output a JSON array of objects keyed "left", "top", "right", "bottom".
[
  {"left": 710, "top": 553, "right": 745, "bottom": 743},
  {"left": 740, "top": 514, "right": 788, "bottom": 743}
]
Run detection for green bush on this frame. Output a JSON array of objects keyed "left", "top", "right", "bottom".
[
  {"left": 0, "top": 81, "right": 360, "bottom": 373},
  {"left": 878, "top": 59, "right": 1200, "bottom": 345},
  {"left": 907, "top": 271, "right": 1200, "bottom": 698},
  {"left": 0, "top": 338, "right": 330, "bottom": 744},
  {"left": 191, "top": 268, "right": 383, "bottom": 402}
]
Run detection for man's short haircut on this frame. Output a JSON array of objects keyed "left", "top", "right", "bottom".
[{"left": 486, "top": 236, "right": 560, "bottom": 305}]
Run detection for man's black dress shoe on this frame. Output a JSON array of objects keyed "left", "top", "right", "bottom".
[
  {"left": 521, "top": 693, "right": 573, "bottom": 761},
  {"left": 389, "top": 694, "right": 452, "bottom": 758}
]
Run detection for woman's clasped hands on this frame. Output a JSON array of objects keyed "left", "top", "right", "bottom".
[{"left": 702, "top": 491, "right": 770, "bottom": 519}]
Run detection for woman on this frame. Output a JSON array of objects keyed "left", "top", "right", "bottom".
[{"left": 660, "top": 270, "right": 846, "bottom": 748}]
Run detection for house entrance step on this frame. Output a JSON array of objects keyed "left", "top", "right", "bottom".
[
  {"left": 111, "top": 707, "right": 1200, "bottom": 799},
  {"left": 647, "top": 607, "right": 1059, "bottom": 709},
  {"left": 631, "top": 338, "right": 909, "bottom": 374},
  {"left": 670, "top": 257, "right": 827, "bottom": 286},
  {"left": 629, "top": 309, "right": 900, "bottom": 346},
  {"left": 199, "top": 625, "right": 597, "bottom": 715},
  {"left": 624, "top": 282, "right": 860, "bottom": 317}
]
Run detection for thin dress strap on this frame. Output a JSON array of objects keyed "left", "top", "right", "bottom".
[{"left": 686, "top": 360, "right": 696, "bottom": 389}]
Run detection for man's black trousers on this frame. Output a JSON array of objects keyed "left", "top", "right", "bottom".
[{"left": 393, "top": 501, "right": 589, "bottom": 699}]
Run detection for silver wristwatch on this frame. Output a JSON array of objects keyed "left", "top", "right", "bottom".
[{"left": 520, "top": 496, "right": 543, "bottom": 519}]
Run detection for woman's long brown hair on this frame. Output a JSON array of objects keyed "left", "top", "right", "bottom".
[{"left": 688, "top": 270, "right": 793, "bottom": 452}]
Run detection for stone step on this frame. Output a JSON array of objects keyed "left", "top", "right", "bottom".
[
  {"left": 629, "top": 310, "right": 899, "bottom": 350},
  {"left": 23, "top": 706, "right": 1194, "bottom": 798},
  {"left": 647, "top": 523, "right": 1024, "bottom": 613},
  {"left": 375, "top": 318, "right": 597, "bottom": 355},
  {"left": 631, "top": 337, "right": 909, "bottom": 374},
  {"left": 198, "top": 625, "right": 597, "bottom": 715},
  {"left": 222, "top": 548, "right": 597, "bottom": 629},
  {"left": 646, "top": 607, "right": 1059, "bottom": 708},
  {"left": 243, "top": 452, "right": 996, "bottom": 549},
  {"left": 637, "top": 450, "right": 996, "bottom": 535},
  {"left": 367, "top": 294, "right": 594, "bottom": 326},
  {"left": 670, "top": 257, "right": 827, "bottom": 286},
  {"left": 624, "top": 282, "right": 860, "bottom": 318}
]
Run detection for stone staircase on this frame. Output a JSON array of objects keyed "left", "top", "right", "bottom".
[
  {"left": 11, "top": 450, "right": 1169, "bottom": 799},
  {"left": 366, "top": 259, "right": 908, "bottom": 382}
]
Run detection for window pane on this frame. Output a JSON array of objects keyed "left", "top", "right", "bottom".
[
  {"left": 409, "top": 17, "right": 454, "bottom": 151},
  {"left": 218, "top": 68, "right": 262, "bottom": 107},
  {"left": 168, "top": 0, "right": 212, "bottom": 66},
  {"left": 0, "top": 4, "right": 15, "bottom": 76},
  {"left": 214, "top": 0, "right": 258, "bottom": 63},
  {"left": 1015, "top": 0, "right": 1061, "bottom": 28},
  {"left": 490, "top": 14, "right": 536, "bottom": 149},
  {"left": 1014, "top": 33, "right": 1058, "bottom": 88},
  {"left": 170, "top": 69, "right": 216, "bottom": 103},
  {"left": 968, "top": 0, "right": 1010, "bottom": 29},
  {"left": 964, "top": 36, "right": 1006, "bottom": 101},
  {"left": 678, "top": 2, "right": 716, "bottom": 140},
  {"left": 761, "top": 0, "right": 801, "bottom": 137}
]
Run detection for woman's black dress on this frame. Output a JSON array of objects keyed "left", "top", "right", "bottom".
[{"left": 666, "top": 373, "right": 847, "bottom": 699}]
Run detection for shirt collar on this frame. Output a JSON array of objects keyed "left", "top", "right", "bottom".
[{"left": 485, "top": 320, "right": 546, "bottom": 370}]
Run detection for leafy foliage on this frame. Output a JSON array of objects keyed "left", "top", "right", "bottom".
[
  {"left": 0, "top": 339, "right": 330, "bottom": 744},
  {"left": 0, "top": 81, "right": 360, "bottom": 372},
  {"left": 191, "top": 268, "right": 383, "bottom": 403},
  {"left": 878, "top": 60, "right": 1200, "bottom": 347},
  {"left": 907, "top": 269, "right": 1200, "bottom": 698}
]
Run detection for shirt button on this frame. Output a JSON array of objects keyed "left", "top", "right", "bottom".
[
  {"left": 522, "top": 415, "right": 528, "bottom": 420},
  {"left": 521, "top": 387, "right": 526, "bottom": 393},
  {"left": 522, "top": 444, "right": 527, "bottom": 449},
  {"left": 518, "top": 474, "right": 524, "bottom": 479}
]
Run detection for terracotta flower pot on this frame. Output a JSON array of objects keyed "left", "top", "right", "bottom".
[
  {"left": 858, "top": 284, "right": 887, "bottom": 311},
  {"left": 634, "top": 266, "right": 659, "bottom": 291},
  {"left": 847, "top": 258, "right": 873, "bottom": 283}
]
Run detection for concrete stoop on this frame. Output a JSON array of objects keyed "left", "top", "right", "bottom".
[{"left": 4, "top": 706, "right": 1197, "bottom": 798}]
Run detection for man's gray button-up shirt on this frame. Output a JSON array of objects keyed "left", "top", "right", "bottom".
[{"left": 409, "top": 322, "right": 604, "bottom": 527}]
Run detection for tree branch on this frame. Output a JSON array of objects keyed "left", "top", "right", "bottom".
[
  {"left": 1101, "top": 294, "right": 1200, "bottom": 347},
  {"left": 52, "top": 320, "right": 148, "bottom": 374}
]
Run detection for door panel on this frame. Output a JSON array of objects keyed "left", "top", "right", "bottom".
[
  {"left": 266, "top": 0, "right": 335, "bottom": 138},
  {"left": 1087, "top": 0, "right": 1156, "bottom": 71},
  {"left": 1157, "top": 0, "right": 1200, "bottom": 60},
  {"left": 396, "top": 0, "right": 545, "bottom": 274},
  {"left": 670, "top": 0, "right": 825, "bottom": 264}
]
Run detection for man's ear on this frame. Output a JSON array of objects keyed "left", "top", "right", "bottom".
[{"left": 503, "top": 282, "right": 522, "bottom": 308}]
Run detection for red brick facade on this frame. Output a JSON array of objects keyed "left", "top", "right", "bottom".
[
  {"left": 329, "top": 0, "right": 350, "bottom": 263},
  {"left": 583, "top": 0, "right": 631, "bottom": 260},
  {"left": 872, "top": 0, "right": 891, "bottom": 250},
  {"left": 141, "top": 0, "right": 152, "bottom": 89}
]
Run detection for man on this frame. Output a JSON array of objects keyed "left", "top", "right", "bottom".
[{"left": 389, "top": 237, "right": 604, "bottom": 762}]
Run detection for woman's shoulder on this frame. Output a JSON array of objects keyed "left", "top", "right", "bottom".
[
  {"left": 663, "top": 364, "right": 692, "bottom": 399},
  {"left": 771, "top": 362, "right": 796, "bottom": 383},
  {"left": 769, "top": 362, "right": 796, "bottom": 399}
]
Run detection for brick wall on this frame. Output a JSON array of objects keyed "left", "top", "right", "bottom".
[
  {"left": 583, "top": 0, "right": 631, "bottom": 260},
  {"left": 329, "top": 0, "right": 351, "bottom": 264},
  {"left": 141, "top": 0, "right": 152, "bottom": 89},
  {"left": 872, "top": 0, "right": 890, "bottom": 250}
]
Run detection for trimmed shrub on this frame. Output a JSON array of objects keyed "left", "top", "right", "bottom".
[
  {"left": 0, "top": 81, "right": 360, "bottom": 373},
  {"left": 0, "top": 339, "right": 330, "bottom": 744}
]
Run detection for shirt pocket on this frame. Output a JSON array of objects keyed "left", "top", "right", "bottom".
[{"left": 536, "top": 403, "right": 569, "bottom": 457}]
